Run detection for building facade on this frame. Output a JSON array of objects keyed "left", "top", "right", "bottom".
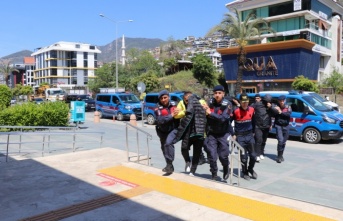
[
  {"left": 31, "top": 41, "right": 101, "bottom": 93},
  {"left": 23, "top": 57, "right": 35, "bottom": 86},
  {"left": 220, "top": 0, "right": 343, "bottom": 93}
]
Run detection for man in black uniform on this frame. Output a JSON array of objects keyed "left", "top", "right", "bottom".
[
  {"left": 202, "top": 85, "right": 233, "bottom": 180},
  {"left": 155, "top": 90, "right": 179, "bottom": 174},
  {"left": 274, "top": 95, "right": 292, "bottom": 163}
]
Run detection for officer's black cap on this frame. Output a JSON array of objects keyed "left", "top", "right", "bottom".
[
  {"left": 158, "top": 90, "right": 169, "bottom": 99},
  {"left": 278, "top": 95, "right": 286, "bottom": 100},
  {"left": 213, "top": 85, "right": 224, "bottom": 92}
]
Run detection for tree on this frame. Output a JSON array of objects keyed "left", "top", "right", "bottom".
[
  {"left": 163, "top": 57, "right": 178, "bottom": 75},
  {"left": 130, "top": 70, "right": 160, "bottom": 93},
  {"left": 12, "top": 84, "right": 34, "bottom": 100},
  {"left": 87, "top": 63, "right": 115, "bottom": 93},
  {"left": 292, "top": 75, "right": 319, "bottom": 92},
  {"left": 0, "top": 84, "right": 12, "bottom": 110},
  {"left": 323, "top": 68, "right": 343, "bottom": 102},
  {"left": 192, "top": 54, "right": 218, "bottom": 87},
  {"left": 0, "top": 59, "right": 19, "bottom": 86},
  {"left": 210, "top": 8, "right": 274, "bottom": 94}
]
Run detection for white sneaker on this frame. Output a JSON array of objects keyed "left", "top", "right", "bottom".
[
  {"left": 256, "top": 156, "right": 261, "bottom": 162},
  {"left": 260, "top": 155, "right": 265, "bottom": 160},
  {"left": 189, "top": 172, "right": 194, "bottom": 176},
  {"left": 185, "top": 162, "right": 191, "bottom": 172}
]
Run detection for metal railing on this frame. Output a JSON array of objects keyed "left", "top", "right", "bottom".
[
  {"left": 228, "top": 137, "right": 245, "bottom": 186},
  {"left": 0, "top": 126, "right": 104, "bottom": 162},
  {"left": 125, "top": 122, "right": 152, "bottom": 166}
]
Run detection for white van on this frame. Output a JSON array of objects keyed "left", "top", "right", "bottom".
[
  {"left": 260, "top": 91, "right": 340, "bottom": 112},
  {"left": 302, "top": 91, "right": 340, "bottom": 112}
]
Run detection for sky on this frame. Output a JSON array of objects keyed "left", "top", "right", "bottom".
[{"left": 0, "top": 0, "right": 234, "bottom": 58}]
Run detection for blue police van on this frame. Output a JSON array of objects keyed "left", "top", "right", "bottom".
[
  {"left": 143, "top": 92, "right": 184, "bottom": 125},
  {"left": 247, "top": 91, "right": 343, "bottom": 144},
  {"left": 95, "top": 93, "right": 142, "bottom": 120}
]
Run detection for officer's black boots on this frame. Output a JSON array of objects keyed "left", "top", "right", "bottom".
[
  {"left": 162, "top": 161, "right": 174, "bottom": 174},
  {"left": 211, "top": 172, "right": 219, "bottom": 180},
  {"left": 242, "top": 164, "right": 250, "bottom": 180},
  {"left": 276, "top": 151, "right": 284, "bottom": 163},
  {"left": 223, "top": 166, "right": 229, "bottom": 180},
  {"left": 248, "top": 169, "right": 258, "bottom": 179}
]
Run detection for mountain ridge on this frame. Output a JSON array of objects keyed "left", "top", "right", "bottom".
[{"left": 0, "top": 37, "right": 165, "bottom": 64}]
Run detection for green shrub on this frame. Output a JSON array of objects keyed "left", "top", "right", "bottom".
[
  {"left": 0, "top": 85, "right": 12, "bottom": 110},
  {"left": 0, "top": 101, "right": 70, "bottom": 127}
]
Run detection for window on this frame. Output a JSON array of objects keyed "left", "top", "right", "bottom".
[
  {"left": 97, "top": 95, "right": 111, "bottom": 102},
  {"left": 51, "top": 68, "right": 57, "bottom": 76},
  {"left": 145, "top": 95, "right": 158, "bottom": 103},
  {"left": 112, "top": 96, "right": 120, "bottom": 104},
  {"left": 287, "top": 98, "right": 304, "bottom": 112},
  {"left": 84, "top": 52, "right": 88, "bottom": 59},
  {"left": 90, "top": 45, "right": 95, "bottom": 49},
  {"left": 50, "top": 50, "right": 57, "bottom": 58},
  {"left": 84, "top": 60, "right": 88, "bottom": 67},
  {"left": 75, "top": 44, "right": 80, "bottom": 48}
]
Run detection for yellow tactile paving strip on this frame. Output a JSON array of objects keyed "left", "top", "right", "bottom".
[{"left": 100, "top": 165, "right": 336, "bottom": 221}]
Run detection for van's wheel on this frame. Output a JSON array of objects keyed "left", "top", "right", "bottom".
[
  {"left": 303, "top": 128, "right": 321, "bottom": 144},
  {"left": 98, "top": 110, "right": 103, "bottom": 119},
  {"left": 116, "top": 112, "right": 124, "bottom": 121},
  {"left": 146, "top": 114, "right": 155, "bottom": 125}
]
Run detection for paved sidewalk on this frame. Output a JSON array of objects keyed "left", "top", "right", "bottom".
[
  {"left": 1, "top": 147, "right": 343, "bottom": 221},
  {"left": 1, "top": 113, "right": 343, "bottom": 220}
]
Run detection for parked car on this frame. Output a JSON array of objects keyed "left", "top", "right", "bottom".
[
  {"left": 247, "top": 91, "right": 343, "bottom": 144},
  {"left": 66, "top": 94, "right": 95, "bottom": 112},
  {"left": 95, "top": 93, "right": 142, "bottom": 120},
  {"left": 10, "top": 97, "right": 16, "bottom": 105},
  {"left": 32, "top": 97, "right": 44, "bottom": 104},
  {"left": 143, "top": 91, "right": 184, "bottom": 125}
]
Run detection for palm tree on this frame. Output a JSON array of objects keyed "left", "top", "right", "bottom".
[
  {"left": 210, "top": 8, "right": 274, "bottom": 94},
  {"left": 0, "top": 59, "right": 19, "bottom": 86}
]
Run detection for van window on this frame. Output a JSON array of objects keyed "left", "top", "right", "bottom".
[
  {"left": 171, "top": 95, "right": 182, "bottom": 103},
  {"left": 97, "top": 95, "right": 110, "bottom": 102},
  {"left": 287, "top": 98, "right": 305, "bottom": 113},
  {"left": 145, "top": 95, "right": 158, "bottom": 103},
  {"left": 119, "top": 94, "right": 140, "bottom": 103},
  {"left": 112, "top": 96, "right": 120, "bottom": 104}
]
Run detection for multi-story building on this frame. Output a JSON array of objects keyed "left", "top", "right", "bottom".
[
  {"left": 218, "top": 0, "right": 343, "bottom": 93},
  {"left": 31, "top": 41, "right": 101, "bottom": 93},
  {"left": 23, "top": 57, "right": 35, "bottom": 86}
]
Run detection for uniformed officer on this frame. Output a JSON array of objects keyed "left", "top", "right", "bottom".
[
  {"left": 274, "top": 95, "right": 292, "bottom": 163},
  {"left": 155, "top": 90, "right": 179, "bottom": 174},
  {"left": 203, "top": 85, "right": 233, "bottom": 180},
  {"left": 231, "top": 93, "right": 257, "bottom": 180}
]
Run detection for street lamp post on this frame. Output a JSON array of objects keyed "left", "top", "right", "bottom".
[{"left": 99, "top": 14, "right": 133, "bottom": 91}]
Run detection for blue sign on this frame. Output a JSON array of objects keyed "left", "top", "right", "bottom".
[
  {"left": 70, "top": 101, "right": 85, "bottom": 123},
  {"left": 222, "top": 47, "right": 320, "bottom": 82}
]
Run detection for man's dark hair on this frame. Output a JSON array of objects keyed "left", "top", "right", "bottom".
[{"left": 184, "top": 91, "right": 192, "bottom": 96}]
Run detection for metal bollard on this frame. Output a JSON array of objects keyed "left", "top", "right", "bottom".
[
  {"left": 129, "top": 114, "right": 137, "bottom": 126},
  {"left": 94, "top": 111, "right": 100, "bottom": 123}
]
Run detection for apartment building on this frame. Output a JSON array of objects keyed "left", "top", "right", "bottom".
[
  {"left": 23, "top": 57, "right": 35, "bottom": 86},
  {"left": 218, "top": 0, "right": 343, "bottom": 93},
  {"left": 31, "top": 41, "right": 101, "bottom": 93}
]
